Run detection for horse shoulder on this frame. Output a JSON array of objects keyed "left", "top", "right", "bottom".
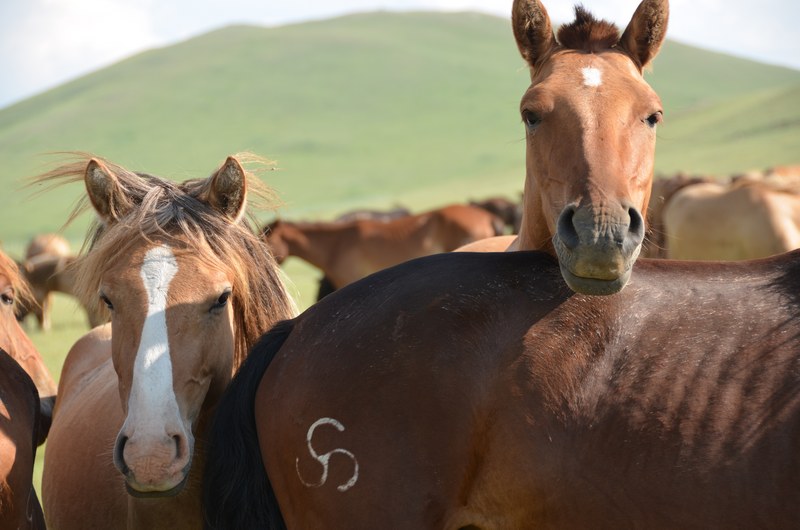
[{"left": 55, "top": 324, "right": 112, "bottom": 405}]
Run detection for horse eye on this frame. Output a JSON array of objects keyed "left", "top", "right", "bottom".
[
  {"left": 522, "top": 111, "right": 542, "bottom": 132},
  {"left": 1, "top": 291, "right": 13, "bottom": 306},
  {"left": 100, "top": 293, "right": 114, "bottom": 311},
  {"left": 645, "top": 111, "right": 663, "bottom": 128},
  {"left": 211, "top": 290, "right": 231, "bottom": 311}
]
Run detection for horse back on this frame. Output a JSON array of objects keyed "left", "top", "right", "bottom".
[{"left": 255, "top": 251, "right": 800, "bottom": 528}]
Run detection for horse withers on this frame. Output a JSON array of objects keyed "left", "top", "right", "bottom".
[{"left": 39, "top": 155, "right": 295, "bottom": 529}]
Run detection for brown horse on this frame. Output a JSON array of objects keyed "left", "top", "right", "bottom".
[
  {"left": 20, "top": 254, "right": 106, "bottom": 331},
  {"left": 641, "top": 173, "right": 712, "bottom": 258},
  {"left": 0, "top": 250, "right": 57, "bottom": 402},
  {"left": 0, "top": 348, "right": 49, "bottom": 529},
  {"left": 469, "top": 196, "right": 522, "bottom": 234},
  {"left": 465, "top": 0, "right": 667, "bottom": 296},
  {"left": 264, "top": 203, "right": 503, "bottom": 290},
  {"left": 663, "top": 177, "right": 800, "bottom": 260},
  {"left": 24, "top": 233, "right": 71, "bottom": 261},
  {"left": 0, "top": 250, "right": 54, "bottom": 528},
  {"left": 205, "top": 251, "right": 800, "bottom": 527},
  {"left": 39, "top": 155, "right": 295, "bottom": 529}
]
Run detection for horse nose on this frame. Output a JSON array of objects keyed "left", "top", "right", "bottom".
[
  {"left": 624, "top": 204, "right": 645, "bottom": 253},
  {"left": 557, "top": 202, "right": 644, "bottom": 251},
  {"left": 113, "top": 425, "right": 192, "bottom": 492},
  {"left": 556, "top": 204, "right": 580, "bottom": 250}
]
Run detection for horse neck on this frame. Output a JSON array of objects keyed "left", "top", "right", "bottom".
[
  {"left": 516, "top": 178, "right": 556, "bottom": 254},
  {"left": 0, "top": 317, "right": 56, "bottom": 398},
  {"left": 282, "top": 222, "right": 345, "bottom": 271}
]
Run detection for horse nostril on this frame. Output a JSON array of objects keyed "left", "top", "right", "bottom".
[
  {"left": 173, "top": 435, "right": 183, "bottom": 460},
  {"left": 556, "top": 205, "right": 580, "bottom": 250},
  {"left": 627, "top": 206, "right": 645, "bottom": 245},
  {"left": 114, "top": 435, "right": 130, "bottom": 475}
]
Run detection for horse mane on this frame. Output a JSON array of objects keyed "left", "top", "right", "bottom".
[
  {"left": 31, "top": 153, "right": 296, "bottom": 370},
  {"left": 557, "top": 5, "right": 620, "bottom": 53}
]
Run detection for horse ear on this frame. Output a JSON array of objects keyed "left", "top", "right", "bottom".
[
  {"left": 84, "top": 159, "right": 131, "bottom": 225},
  {"left": 511, "top": 0, "right": 556, "bottom": 70},
  {"left": 618, "top": 0, "right": 669, "bottom": 69},
  {"left": 206, "top": 156, "right": 248, "bottom": 223}
]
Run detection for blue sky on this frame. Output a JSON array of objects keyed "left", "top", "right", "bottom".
[{"left": 0, "top": 0, "right": 797, "bottom": 109}]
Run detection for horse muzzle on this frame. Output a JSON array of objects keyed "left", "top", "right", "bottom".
[
  {"left": 553, "top": 202, "right": 644, "bottom": 295},
  {"left": 113, "top": 429, "right": 194, "bottom": 498}
]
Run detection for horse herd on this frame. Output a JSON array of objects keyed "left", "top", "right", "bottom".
[{"left": 1, "top": 0, "right": 799, "bottom": 528}]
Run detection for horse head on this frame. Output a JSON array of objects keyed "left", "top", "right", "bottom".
[{"left": 512, "top": 0, "right": 668, "bottom": 294}]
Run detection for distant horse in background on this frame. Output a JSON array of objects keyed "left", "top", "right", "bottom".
[
  {"left": 0, "top": 248, "right": 57, "bottom": 402},
  {"left": 40, "top": 154, "right": 295, "bottom": 529},
  {"left": 663, "top": 177, "right": 800, "bottom": 260},
  {"left": 316, "top": 206, "right": 412, "bottom": 301},
  {"left": 21, "top": 254, "right": 106, "bottom": 331},
  {"left": 470, "top": 196, "right": 522, "bottom": 234},
  {"left": 0, "top": 348, "right": 49, "bottom": 529},
  {"left": 264, "top": 203, "right": 503, "bottom": 292},
  {"left": 641, "top": 173, "right": 711, "bottom": 258},
  {"left": 24, "top": 233, "right": 71, "bottom": 261},
  {"left": 204, "top": 2, "right": 694, "bottom": 528}
]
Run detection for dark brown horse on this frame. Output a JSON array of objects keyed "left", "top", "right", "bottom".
[
  {"left": 205, "top": 247, "right": 800, "bottom": 528},
  {"left": 469, "top": 196, "right": 522, "bottom": 234}
]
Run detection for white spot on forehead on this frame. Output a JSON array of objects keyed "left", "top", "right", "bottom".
[
  {"left": 127, "top": 245, "right": 181, "bottom": 430},
  {"left": 581, "top": 66, "right": 602, "bottom": 87}
]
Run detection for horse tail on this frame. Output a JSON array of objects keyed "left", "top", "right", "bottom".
[{"left": 203, "top": 320, "right": 294, "bottom": 530}]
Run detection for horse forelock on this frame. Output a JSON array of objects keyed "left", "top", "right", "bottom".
[
  {"left": 557, "top": 5, "right": 621, "bottom": 53},
  {"left": 35, "top": 154, "right": 295, "bottom": 371}
]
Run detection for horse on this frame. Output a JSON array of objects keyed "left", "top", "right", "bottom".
[
  {"left": 469, "top": 196, "right": 523, "bottom": 234},
  {"left": 0, "top": 249, "right": 57, "bottom": 403},
  {"left": 0, "top": 348, "right": 49, "bottom": 529},
  {"left": 20, "top": 254, "right": 106, "bottom": 331},
  {"left": 264, "top": 203, "right": 503, "bottom": 291},
  {"left": 640, "top": 173, "right": 712, "bottom": 258},
  {"left": 460, "top": 0, "right": 667, "bottom": 296},
  {"left": 39, "top": 154, "right": 296, "bottom": 529},
  {"left": 0, "top": 249, "right": 55, "bottom": 528},
  {"left": 24, "top": 233, "right": 71, "bottom": 261},
  {"left": 204, "top": 2, "right": 724, "bottom": 528},
  {"left": 316, "top": 206, "right": 412, "bottom": 301},
  {"left": 662, "top": 177, "right": 800, "bottom": 260}
]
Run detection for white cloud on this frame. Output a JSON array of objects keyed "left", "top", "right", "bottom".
[{"left": 0, "top": 0, "right": 162, "bottom": 105}]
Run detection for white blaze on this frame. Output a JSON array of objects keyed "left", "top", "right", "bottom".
[
  {"left": 582, "top": 66, "right": 602, "bottom": 87},
  {"left": 128, "top": 245, "right": 181, "bottom": 428}
]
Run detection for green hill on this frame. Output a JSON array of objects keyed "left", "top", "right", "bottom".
[{"left": 1, "top": 10, "right": 798, "bottom": 253}]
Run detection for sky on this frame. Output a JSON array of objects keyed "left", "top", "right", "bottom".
[{"left": 0, "top": 0, "right": 797, "bottom": 109}]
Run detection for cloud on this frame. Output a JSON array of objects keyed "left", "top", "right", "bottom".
[{"left": 0, "top": 0, "right": 162, "bottom": 106}]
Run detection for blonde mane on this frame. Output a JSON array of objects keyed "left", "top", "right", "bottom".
[{"left": 32, "top": 153, "right": 296, "bottom": 370}]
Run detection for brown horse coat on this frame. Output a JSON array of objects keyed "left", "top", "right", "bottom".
[
  {"left": 206, "top": 248, "right": 800, "bottom": 529},
  {"left": 0, "top": 348, "right": 48, "bottom": 530},
  {"left": 265, "top": 204, "right": 502, "bottom": 289},
  {"left": 663, "top": 179, "right": 800, "bottom": 260}
]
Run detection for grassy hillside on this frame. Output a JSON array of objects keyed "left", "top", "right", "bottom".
[{"left": 2, "top": 11, "right": 799, "bottom": 254}]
